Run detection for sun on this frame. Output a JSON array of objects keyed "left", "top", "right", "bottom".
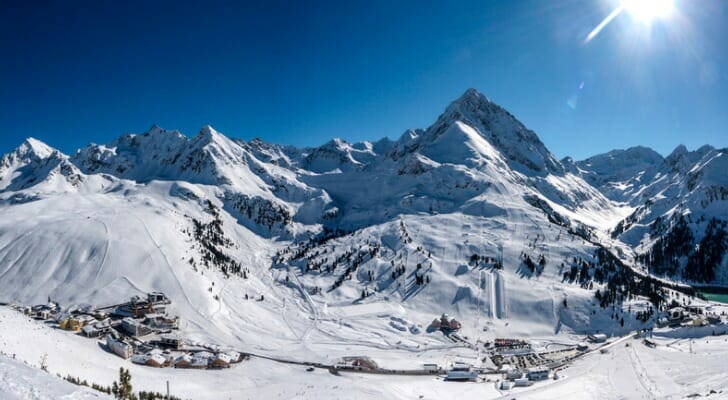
[
  {"left": 583, "top": 0, "right": 678, "bottom": 43},
  {"left": 621, "top": 0, "right": 675, "bottom": 23}
]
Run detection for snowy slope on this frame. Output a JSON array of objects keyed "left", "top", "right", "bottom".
[
  {"left": 0, "top": 354, "right": 110, "bottom": 400},
  {"left": 578, "top": 145, "right": 728, "bottom": 283}
]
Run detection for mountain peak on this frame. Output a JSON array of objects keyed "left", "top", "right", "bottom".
[
  {"left": 667, "top": 144, "right": 689, "bottom": 159},
  {"left": 14, "top": 137, "right": 57, "bottom": 160},
  {"left": 424, "top": 88, "right": 562, "bottom": 174},
  {"left": 199, "top": 124, "right": 217, "bottom": 135},
  {"left": 443, "top": 88, "right": 496, "bottom": 121},
  {"left": 456, "top": 87, "right": 491, "bottom": 105},
  {"left": 147, "top": 124, "right": 164, "bottom": 133},
  {"left": 193, "top": 125, "right": 229, "bottom": 147},
  {"left": 197, "top": 125, "right": 228, "bottom": 143}
]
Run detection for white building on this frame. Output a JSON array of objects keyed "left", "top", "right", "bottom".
[
  {"left": 506, "top": 369, "right": 523, "bottom": 380},
  {"left": 500, "top": 380, "right": 515, "bottom": 390},
  {"left": 514, "top": 378, "right": 533, "bottom": 387},
  {"left": 106, "top": 336, "right": 133, "bottom": 359},
  {"left": 588, "top": 333, "right": 607, "bottom": 343},
  {"left": 668, "top": 307, "right": 685, "bottom": 321},
  {"left": 423, "top": 363, "right": 439, "bottom": 373},
  {"left": 120, "top": 318, "right": 152, "bottom": 337},
  {"left": 445, "top": 363, "right": 477, "bottom": 381},
  {"left": 527, "top": 367, "right": 549, "bottom": 381}
]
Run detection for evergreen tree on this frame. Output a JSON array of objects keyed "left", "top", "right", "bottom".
[{"left": 112, "top": 367, "right": 136, "bottom": 400}]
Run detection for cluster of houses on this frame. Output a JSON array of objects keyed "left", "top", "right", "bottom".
[
  {"left": 19, "top": 292, "right": 248, "bottom": 371},
  {"left": 105, "top": 335, "right": 244, "bottom": 369},
  {"left": 657, "top": 305, "right": 723, "bottom": 328},
  {"left": 498, "top": 365, "right": 551, "bottom": 390},
  {"left": 430, "top": 313, "right": 462, "bottom": 331},
  {"left": 22, "top": 293, "right": 176, "bottom": 338}
]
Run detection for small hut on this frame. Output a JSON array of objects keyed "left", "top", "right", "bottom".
[{"left": 210, "top": 353, "right": 232, "bottom": 369}]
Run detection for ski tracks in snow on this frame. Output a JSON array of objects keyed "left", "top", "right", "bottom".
[
  {"left": 286, "top": 265, "right": 319, "bottom": 345},
  {"left": 132, "top": 213, "right": 207, "bottom": 320},
  {"left": 91, "top": 218, "right": 110, "bottom": 285}
]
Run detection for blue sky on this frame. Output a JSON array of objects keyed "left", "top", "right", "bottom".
[{"left": 1, "top": 0, "right": 726, "bottom": 160}]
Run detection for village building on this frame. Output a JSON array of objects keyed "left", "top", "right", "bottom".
[
  {"left": 174, "top": 353, "right": 209, "bottom": 369},
  {"left": 527, "top": 367, "right": 550, "bottom": 381},
  {"left": 210, "top": 353, "right": 232, "bottom": 369},
  {"left": 514, "top": 377, "right": 533, "bottom": 387},
  {"left": 158, "top": 334, "right": 184, "bottom": 350},
  {"left": 173, "top": 354, "right": 194, "bottom": 369},
  {"left": 423, "top": 363, "right": 439, "bottom": 373},
  {"left": 501, "top": 364, "right": 523, "bottom": 380},
  {"left": 131, "top": 353, "right": 168, "bottom": 368},
  {"left": 336, "top": 356, "right": 378, "bottom": 371},
  {"left": 494, "top": 338, "right": 531, "bottom": 351},
  {"left": 195, "top": 351, "right": 215, "bottom": 361},
  {"left": 686, "top": 305, "right": 705, "bottom": 315},
  {"left": 36, "top": 309, "right": 52, "bottom": 320},
  {"left": 500, "top": 380, "right": 515, "bottom": 390},
  {"left": 91, "top": 310, "right": 109, "bottom": 320},
  {"left": 59, "top": 315, "right": 95, "bottom": 332},
  {"left": 30, "top": 303, "right": 57, "bottom": 320},
  {"left": 115, "top": 293, "right": 170, "bottom": 318},
  {"left": 445, "top": 362, "right": 477, "bottom": 381},
  {"left": 147, "top": 353, "right": 168, "bottom": 368},
  {"left": 148, "top": 348, "right": 172, "bottom": 357},
  {"left": 120, "top": 317, "right": 152, "bottom": 337},
  {"left": 430, "top": 313, "right": 462, "bottom": 331},
  {"left": 144, "top": 313, "right": 179, "bottom": 330},
  {"left": 106, "top": 336, "right": 133, "bottom": 359},
  {"left": 131, "top": 354, "right": 149, "bottom": 366},
  {"left": 667, "top": 307, "right": 686, "bottom": 322},
  {"left": 147, "top": 292, "right": 170, "bottom": 305},
  {"left": 190, "top": 356, "right": 209, "bottom": 369},
  {"left": 81, "top": 319, "right": 114, "bottom": 338},
  {"left": 587, "top": 333, "right": 607, "bottom": 343},
  {"left": 225, "top": 351, "right": 242, "bottom": 363}
]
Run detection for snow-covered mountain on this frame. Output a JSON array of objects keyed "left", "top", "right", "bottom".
[
  {"left": 574, "top": 146, "right": 665, "bottom": 202},
  {"left": 0, "top": 137, "right": 83, "bottom": 195},
  {"left": 0, "top": 88, "right": 724, "bottom": 367},
  {"left": 576, "top": 144, "right": 728, "bottom": 283}
]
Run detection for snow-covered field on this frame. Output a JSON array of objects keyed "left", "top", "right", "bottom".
[{"left": 2, "top": 306, "right": 728, "bottom": 399}]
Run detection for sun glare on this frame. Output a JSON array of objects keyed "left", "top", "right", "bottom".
[
  {"left": 621, "top": 0, "right": 675, "bottom": 22},
  {"left": 584, "top": 0, "right": 678, "bottom": 44}
]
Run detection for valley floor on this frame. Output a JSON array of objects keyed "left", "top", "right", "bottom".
[{"left": 1, "top": 306, "right": 727, "bottom": 400}]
